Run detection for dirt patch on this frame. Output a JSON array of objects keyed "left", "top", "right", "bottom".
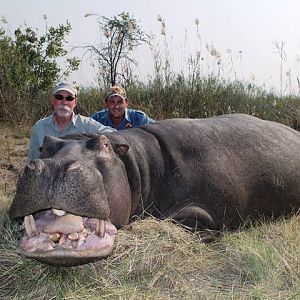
[{"left": 0, "top": 125, "right": 30, "bottom": 197}]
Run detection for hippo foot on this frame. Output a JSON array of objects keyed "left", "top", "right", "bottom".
[{"left": 18, "top": 209, "right": 117, "bottom": 266}]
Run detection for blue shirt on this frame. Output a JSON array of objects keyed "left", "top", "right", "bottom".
[
  {"left": 28, "top": 113, "right": 116, "bottom": 161},
  {"left": 91, "top": 108, "right": 155, "bottom": 130}
]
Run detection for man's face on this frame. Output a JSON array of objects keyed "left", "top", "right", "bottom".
[
  {"left": 106, "top": 95, "right": 128, "bottom": 118},
  {"left": 51, "top": 90, "right": 78, "bottom": 118}
]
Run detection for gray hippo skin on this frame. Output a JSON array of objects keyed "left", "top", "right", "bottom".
[{"left": 9, "top": 114, "right": 300, "bottom": 266}]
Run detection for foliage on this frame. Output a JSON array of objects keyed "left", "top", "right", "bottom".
[
  {"left": 77, "top": 75, "right": 300, "bottom": 132},
  {"left": 0, "top": 21, "right": 80, "bottom": 125},
  {"left": 0, "top": 13, "right": 299, "bottom": 131},
  {"left": 83, "top": 12, "right": 149, "bottom": 87},
  {"left": 77, "top": 13, "right": 300, "bottom": 130}
]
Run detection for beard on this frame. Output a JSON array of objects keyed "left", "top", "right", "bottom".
[{"left": 55, "top": 105, "right": 72, "bottom": 118}]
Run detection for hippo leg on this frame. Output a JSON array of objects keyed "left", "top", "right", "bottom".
[{"left": 166, "top": 206, "right": 217, "bottom": 230}]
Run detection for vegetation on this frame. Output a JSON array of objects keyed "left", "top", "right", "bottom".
[
  {"left": 0, "top": 14, "right": 299, "bottom": 129},
  {"left": 83, "top": 12, "right": 150, "bottom": 87},
  {"left": 1, "top": 13, "right": 300, "bottom": 299},
  {"left": 0, "top": 212, "right": 300, "bottom": 299},
  {"left": 78, "top": 77, "right": 300, "bottom": 131},
  {"left": 0, "top": 20, "right": 80, "bottom": 125}
]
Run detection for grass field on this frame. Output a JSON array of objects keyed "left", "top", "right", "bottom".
[{"left": 1, "top": 125, "right": 300, "bottom": 300}]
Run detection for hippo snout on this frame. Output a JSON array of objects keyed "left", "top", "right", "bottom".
[
  {"left": 10, "top": 157, "right": 120, "bottom": 266},
  {"left": 10, "top": 158, "right": 111, "bottom": 221}
]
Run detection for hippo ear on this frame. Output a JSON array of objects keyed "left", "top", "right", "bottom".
[
  {"left": 114, "top": 144, "right": 129, "bottom": 156},
  {"left": 40, "top": 136, "right": 65, "bottom": 158}
]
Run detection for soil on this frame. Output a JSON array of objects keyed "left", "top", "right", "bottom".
[{"left": 0, "top": 125, "right": 30, "bottom": 198}]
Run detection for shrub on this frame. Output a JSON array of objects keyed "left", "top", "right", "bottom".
[{"left": 0, "top": 21, "right": 80, "bottom": 125}]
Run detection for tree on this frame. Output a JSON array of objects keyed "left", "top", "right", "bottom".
[
  {"left": 0, "top": 20, "right": 80, "bottom": 124},
  {"left": 84, "top": 12, "right": 149, "bottom": 86}
]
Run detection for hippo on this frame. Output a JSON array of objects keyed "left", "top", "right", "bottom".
[{"left": 9, "top": 113, "right": 300, "bottom": 266}]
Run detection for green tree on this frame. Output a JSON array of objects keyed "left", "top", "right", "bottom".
[
  {"left": 0, "top": 20, "right": 80, "bottom": 124},
  {"left": 84, "top": 12, "right": 149, "bottom": 87}
]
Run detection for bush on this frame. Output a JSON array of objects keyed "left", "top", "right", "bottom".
[{"left": 0, "top": 22, "right": 80, "bottom": 125}]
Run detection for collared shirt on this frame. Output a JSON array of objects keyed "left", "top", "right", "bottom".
[
  {"left": 91, "top": 108, "right": 155, "bottom": 130},
  {"left": 28, "top": 113, "right": 116, "bottom": 161}
]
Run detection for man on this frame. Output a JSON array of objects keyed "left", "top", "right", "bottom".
[
  {"left": 91, "top": 85, "right": 155, "bottom": 130},
  {"left": 28, "top": 81, "right": 116, "bottom": 161}
]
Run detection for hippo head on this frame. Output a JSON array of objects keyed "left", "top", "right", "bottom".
[{"left": 9, "top": 134, "right": 131, "bottom": 266}]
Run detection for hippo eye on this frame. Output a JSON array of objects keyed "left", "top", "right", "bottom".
[{"left": 92, "top": 142, "right": 109, "bottom": 151}]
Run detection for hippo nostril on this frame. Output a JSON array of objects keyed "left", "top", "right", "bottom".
[
  {"left": 52, "top": 208, "right": 66, "bottom": 216},
  {"left": 26, "top": 162, "right": 35, "bottom": 170},
  {"left": 26, "top": 159, "right": 44, "bottom": 175}
]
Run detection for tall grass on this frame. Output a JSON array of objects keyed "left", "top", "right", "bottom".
[
  {"left": 78, "top": 76, "right": 300, "bottom": 131},
  {"left": 77, "top": 19, "right": 300, "bottom": 130},
  {"left": 0, "top": 17, "right": 299, "bottom": 130}
]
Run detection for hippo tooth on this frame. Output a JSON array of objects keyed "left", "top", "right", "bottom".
[
  {"left": 49, "top": 233, "right": 61, "bottom": 243},
  {"left": 68, "top": 232, "right": 79, "bottom": 241},
  {"left": 81, "top": 228, "right": 88, "bottom": 238},
  {"left": 96, "top": 219, "right": 106, "bottom": 238},
  {"left": 52, "top": 208, "right": 66, "bottom": 216},
  {"left": 24, "top": 215, "right": 38, "bottom": 237}
]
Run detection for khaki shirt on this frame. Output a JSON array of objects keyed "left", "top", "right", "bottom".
[{"left": 28, "top": 113, "right": 116, "bottom": 161}]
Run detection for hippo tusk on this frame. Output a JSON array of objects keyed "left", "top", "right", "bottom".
[
  {"left": 96, "top": 219, "right": 106, "bottom": 238},
  {"left": 52, "top": 208, "right": 66, "bottom": 216},
  {"left": 68, "top": 232, "right": 79, "bottom": 241},
  {"left": 24, "top": 215, "right": 38, "bottom": 237},
  {"left": 49, "top": 233, "right": 61, "bottom": 243}
]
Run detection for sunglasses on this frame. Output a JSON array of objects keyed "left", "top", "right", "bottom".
[{"left": 54, "top": 94, "right": 76, "bottom": 101}]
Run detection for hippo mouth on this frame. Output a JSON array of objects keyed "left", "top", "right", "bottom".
[{"left": 18, "top": 208, "right": 117, "bottom": 266}]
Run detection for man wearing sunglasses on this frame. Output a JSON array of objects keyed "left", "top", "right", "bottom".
[{"left": 28, "top": 81, "right": 116, "bottom": 161}]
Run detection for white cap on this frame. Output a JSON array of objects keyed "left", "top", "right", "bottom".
[{"left": 52, "top": 82, "right": 78, "bottom": 96}]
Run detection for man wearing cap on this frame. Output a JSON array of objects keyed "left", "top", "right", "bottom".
[
  {"left": 28, "top": 81, "right": 116, "bottom": 161},
  {"left": 91, "top": 85, "right": 155, "bottom": 130}
]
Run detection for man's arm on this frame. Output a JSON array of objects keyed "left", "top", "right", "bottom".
[
  {"left": 138, "top": 111, "right": 155, "bottom": 126},
  {"left": 84, "top": 116, "right": 116, "bottom": 133},
  {"left": 27, "top": 129, "right": 40, "bottom": 162}
]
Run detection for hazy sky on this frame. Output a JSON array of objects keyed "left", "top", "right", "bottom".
[{"left": 2, "top": 0, "right": 300, "bottom": 93}]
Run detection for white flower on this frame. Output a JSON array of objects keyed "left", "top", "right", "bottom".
[{"left": 1, "top": 15, "right": 7, "bottom": 24}]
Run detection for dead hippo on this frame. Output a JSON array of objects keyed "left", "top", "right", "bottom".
[{"left": 9, "top": 114, "right": 300, "bottom": 266}]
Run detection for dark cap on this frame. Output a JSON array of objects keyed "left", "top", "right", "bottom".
[{"left": 105, "top": 86, "right": 127, "bottom": 102}]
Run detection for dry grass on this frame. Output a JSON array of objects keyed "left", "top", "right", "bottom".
[
  {"left": 0, "top": 124, "right": 29, "bottom": 197},
  {"left": 1, "top": 125, "right": 300, "bottom": 299}
]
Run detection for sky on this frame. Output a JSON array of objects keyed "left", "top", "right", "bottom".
[{"left": 2, "top": 0, "right": 300, "bottom": 94}]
